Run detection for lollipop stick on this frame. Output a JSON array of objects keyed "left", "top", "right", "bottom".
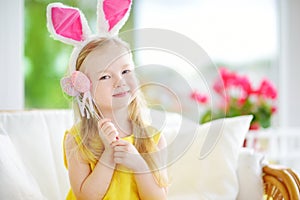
[{"left": 80, "top": 95, "right": 119, "bottom": 140}]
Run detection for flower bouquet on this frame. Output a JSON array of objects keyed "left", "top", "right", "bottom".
[{"left": 191, "top": 67, "right": 277, "bottom": 130}]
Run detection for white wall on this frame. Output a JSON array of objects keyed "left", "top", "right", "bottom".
[
  {"left": 0, "top": 0, "right": 24, "bottom": 110},
  {"left": 279, "top": 0, "right": 300, "bottom": 127}
]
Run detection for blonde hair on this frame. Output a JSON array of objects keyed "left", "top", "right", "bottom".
[{"left": 73, "top": 37, "right": 168, "bottom": 187}]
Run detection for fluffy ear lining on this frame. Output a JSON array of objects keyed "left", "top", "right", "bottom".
[
  {"left": 47, "top": 1, "right": 132, "bottom": 44},
  {"left": 46, "top": 3, "right": 91, "bottom": 46},
  {"left": 97, "top": 0, "right": 132, "bottom": 36}
]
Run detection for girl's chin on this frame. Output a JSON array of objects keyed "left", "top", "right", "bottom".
[{"left": 112, "top": 97, "right": 132, "bottom": 108}]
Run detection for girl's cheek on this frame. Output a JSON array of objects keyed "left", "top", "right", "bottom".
[
  {"left": 126, "top": 75, "right": 139, "bottom": 88},
  {"left": 91, "top": 83, "right": 107, "bottom": 98},
  {"left": 93, "top": 79, "right": 108, "bottom": 90}
]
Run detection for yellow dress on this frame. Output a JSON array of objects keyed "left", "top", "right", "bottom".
[{"left": 63, "top": 125, "right": 161, "bottom": 200}]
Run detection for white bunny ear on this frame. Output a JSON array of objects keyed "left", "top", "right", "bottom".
[
  {"left": 46, "top": 3, "right": 92, "bottom": 46},
  {"left": 97, "top": 0, "right": 133, "bottom": 36}
]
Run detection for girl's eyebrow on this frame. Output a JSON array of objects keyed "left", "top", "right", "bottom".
[
  {"left": 97, "top": 70, "right": 107, "bottom": 74},
  {"left": 97, "top": 63, "right": 133, "bottom": 73},
  {"left": 122, "top": 64, "right": 132, "bottom": 68},
  {"left": 97, "top": 68, "right": 111, "bottom": 74},
  {"left": 97, "top": 63, "right": 133, "bottom": 74}
]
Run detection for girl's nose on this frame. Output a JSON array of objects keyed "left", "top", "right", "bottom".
[{"left": 114, "top": 75, "right": 126, "bottom": 88}]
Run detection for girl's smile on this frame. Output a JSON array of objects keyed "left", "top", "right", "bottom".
[
  {"left": 112, "top": 86, "right": 131, "bottom": 98},
  {"left": 113, "top": 91, "right": 130, "bottom": 98}
]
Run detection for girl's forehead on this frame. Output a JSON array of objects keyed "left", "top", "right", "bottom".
[{"left": 82, "top": 45, "right": 132, "bottom": 73}]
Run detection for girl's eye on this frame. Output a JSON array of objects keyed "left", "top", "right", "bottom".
[
  {"left": 122, "top": 69, "right": 131, "bottom": 75},
  {"left": 99, "top": 75, "right": 111, "bottom": 80}
]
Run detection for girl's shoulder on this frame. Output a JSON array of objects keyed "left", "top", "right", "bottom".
[
  {"left": 63, "top": 123, "right": 94, "bottom": 168},
  {"left": 67, "top": 122, "right": 81, "bottom": 137},
  {"left": 64, "top": 122, "right": 88, "bottom": 152}
]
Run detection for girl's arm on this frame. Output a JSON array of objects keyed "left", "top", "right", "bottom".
[
  {"left": 134, "top": 135, "right": 168, "bottom": 200},
  {"left": 64, "top": 133, "right": 115, "bottom": 200}
]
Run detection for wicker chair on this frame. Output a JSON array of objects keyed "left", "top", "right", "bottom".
[{"left": 263, "top": 164, "right": 300, "bottom": 200}]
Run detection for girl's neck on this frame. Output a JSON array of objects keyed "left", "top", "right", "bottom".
[{"left": 102, "top": 108, "right": 132, "bottom": 138}]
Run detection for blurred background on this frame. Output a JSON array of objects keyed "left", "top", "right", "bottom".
[
  {"left": 1, "top": 0, "right": 300, "bottom": 170},
  {"left": 1, "top": 0, "right": 279, "bottom": 108}
]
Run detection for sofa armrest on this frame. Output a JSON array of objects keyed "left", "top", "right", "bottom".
[{"left": 263, "top": 164, "right": 300, "bottom": 200}]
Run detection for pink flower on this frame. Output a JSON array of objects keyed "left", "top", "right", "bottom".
[
  {"left": 215, "top": 68, "right": 252, "bottom": 100},
  {"left": 237, "top": 96, "right": 247, "bottom": 106},
  {"left": 213, "top": 80, "right": 225, "bottom": 96},
  {"left": 219, "top": 67, "right": 237, "bottom": 88},
  {"left": 213, "top": 67, "right": 235, "bottom": 96},
  {"left": 193, "top": 67, "right": 278, "bottom": 129},
  {"left": 236, "top": 76, "right": 252, "bottom": 96},
  {"left": 190, "top": 90, "right": 209, "bottom": 104},
  {"left": 249, "top": 122, "right": 260, "bottom": 130},
  {"left": 257, "top": 79, "right": 277, "bottom": 99},
  {"left": 271, "top": 106, "right": 277, "bottom": 114}
]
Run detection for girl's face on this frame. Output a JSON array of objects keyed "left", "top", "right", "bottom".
[{"left": 81, "top": 44, "right": 138, "bottom": 112}]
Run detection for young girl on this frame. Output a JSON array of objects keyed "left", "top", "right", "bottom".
[
  {"left": 46, "top": 1, "right": 168, "bottom": 199},
  {"left": 64, "top": 36, "right": 168, "bottom": 200}
]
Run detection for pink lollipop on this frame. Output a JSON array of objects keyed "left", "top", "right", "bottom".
[
  {"left": 71, "top": 71, "right": 91, "bottom": 93},
  {"left": 60, "top": 71, "right": 91, "bottom": 96},
  {"left": 60, "top": 76, "right": 80, "bottom": 96}
]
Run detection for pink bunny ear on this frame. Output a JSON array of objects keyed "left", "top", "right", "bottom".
[
  {"left": 47, "top": 3, "right": 91, "bottom": 46},
  {"left": 97, "top": 0, "right": 132, "bottom": 36}
]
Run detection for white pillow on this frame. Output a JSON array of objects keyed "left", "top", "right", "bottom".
[
  {"left": 0, "top": 125, "right": 46, "bottom": 200},
  {"left": 0, "top": 110, "right": 72, "bottom": 199},
  {"left": 237, "top": 148, "right": 265, "bottom": 200},
  {"left": 166, "top": 115, "right": 253, "bottom": 199}
]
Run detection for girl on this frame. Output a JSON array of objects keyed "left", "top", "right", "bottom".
[
  {"left": 47, "top": 2, "right": 168, "bottom": 199},
  {"left": 63, "top": 37, "right": 169, "bottom": 200}
]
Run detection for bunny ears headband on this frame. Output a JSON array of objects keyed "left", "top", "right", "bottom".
[
  {"left": 47, "top": 0, "right": 132, "bottom": 72},
  {"left": 46, "top": 0, "right": 133, "bottom": 118}
]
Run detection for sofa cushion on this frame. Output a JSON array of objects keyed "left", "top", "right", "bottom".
[
  {"left": 0, "top": 110, "right": 73, "bottom": 200},
  {"left": 237, "top": 148, "right": 265, "bottom": 200},
  {"left": 0, "top": 124, "right": 46, "bottom": 200},
  {"left": 159, "top": 114, "right": 253, "bottom": 199}
]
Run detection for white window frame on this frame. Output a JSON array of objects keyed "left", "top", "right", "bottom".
[{"left": 0, "top": 0, "right": 24, "bottom": 110}]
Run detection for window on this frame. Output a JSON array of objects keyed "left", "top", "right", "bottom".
[
  {"left": 133, "top": 0, "right": 279, "bottom": 122},
  {"left": 135, "top": 0, "right": 278, "bottom": 69}
]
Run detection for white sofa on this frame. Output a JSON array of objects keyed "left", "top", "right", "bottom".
[{"left": 0, "top": 110, "right": 265, "bottom": 200}]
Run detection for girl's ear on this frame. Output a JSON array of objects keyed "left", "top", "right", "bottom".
[
  {"left": 46, "top": 3, "right": 91, "bottom": 46},
  {"left": 97, "top": 0, "right": 133, "bottom": 36}
]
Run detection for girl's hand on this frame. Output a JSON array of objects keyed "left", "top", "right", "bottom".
[
  {"left": 98, "top": 119, "right": 119, "bottom": 149},
  {"left": 111, "top": 140, "right": 148, "bottom": 173}
]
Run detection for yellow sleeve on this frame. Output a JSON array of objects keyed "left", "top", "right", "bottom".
[{"left": 146, "top": 126, "right": 161, "bottom": 144}]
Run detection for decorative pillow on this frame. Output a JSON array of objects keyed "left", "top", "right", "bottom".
[
  {"left": 0, "top": 110, "right": 72, "bottom": 199},
  {"left": 0, "top": 125, "right": 46, "bottom": 200},
  {"left": 165, "top": 115, "right": 253, "bottom": 199},
  {"left": 237, "top": 148, "right": 265, "bottom": 200}
]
